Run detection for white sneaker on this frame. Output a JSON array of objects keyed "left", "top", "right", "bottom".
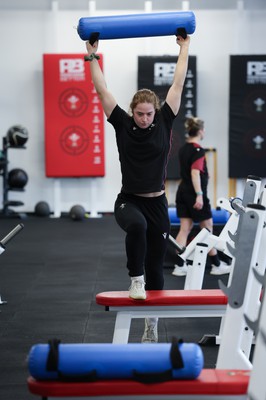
[
  {"left": 172, "top": 264, "right": 188, "bottom": 276},
  {"left": 129, "top": 280, "right": 146, "bottom": 300},
  {"left": 210, "top": 261, "right": 231, "bottom": 276},
  {"left": 141, "top": 318, "right": 158, "bottom": 343}
]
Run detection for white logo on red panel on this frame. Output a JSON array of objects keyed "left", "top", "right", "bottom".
[
  {"left": 59, "top": 59, "right": 85, "bottom": 82},
  {"left": 59, "top": 88, "right": 88, "bottom": 117},
  {"left": 60, "top": 126, "right": 89, "bottom": 155}
]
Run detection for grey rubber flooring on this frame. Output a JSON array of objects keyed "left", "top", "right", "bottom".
[{"left": 0, "top": 215, "right": 229, "bottom": 399}]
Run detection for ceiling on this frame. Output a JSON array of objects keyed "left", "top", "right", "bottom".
[{"left": 0, "top": 0, "right": 265, "bottom": 11}]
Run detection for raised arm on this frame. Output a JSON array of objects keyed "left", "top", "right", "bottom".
[
  {"left": 165, "top": 35, "right": 190, "bottom": 116},
  {"left": 85, "top": 40, "right": 117, "bottom": 118}
]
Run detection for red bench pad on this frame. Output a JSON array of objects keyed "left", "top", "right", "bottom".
[
  {"left": 27, "top": 369, "right": 249, "bottom": 397},
  {"left": 96, "top": 289, "right": 228, "bottom": 307}
]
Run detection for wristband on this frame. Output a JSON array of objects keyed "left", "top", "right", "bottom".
[
  {"left": 84, "top": 53, "right": 100, "bottom": 62},
  {"left": 196, "top": 191, "right": 203, "bottom": 195}
]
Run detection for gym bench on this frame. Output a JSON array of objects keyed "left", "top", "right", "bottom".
[
  {"left": 96, "top": 289, "right": 228, "bottom": 344},
  {"left": 27, "top": 369, "right": 249, "bottom": 399}
]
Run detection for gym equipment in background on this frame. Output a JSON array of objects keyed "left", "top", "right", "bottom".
[
  {"left": 0, "top": 150, "right": 6, "bottom": 172},
  {"left": 34, "top": 201, "right": 51, "bottom": 217},
  {"left": 165, "top": 207, "right": 230, "bottom": 268},
  {"left": 0, "top": 125, "right": 29, "bottom": 218},
  {"left": 6, "top": 124, "right": 28, "bottom": 147},
  {"left": 69, "top": 204, "right": 86, "bottom": 221},
  {"left": 168, "top": 234, "right": 186, "bottom": 254},
  {"left": 77, "top": 11, "right": 196, "bottom": 42},
  {"left": 216, "top": 201, "right": 266, "bottom": 370},
  {"left": 0, "top": 222, "right": 24, "bottom": 304},
  {"left": 8, "top": 168, "right": 28, "bottom": 189},
  {"left": 168, "top": 207, "right": 230, "bottom": 226}
]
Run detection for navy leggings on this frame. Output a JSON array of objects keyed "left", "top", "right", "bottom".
[{"left": 114, "top": 192, "right": 170, "bottom": 290}]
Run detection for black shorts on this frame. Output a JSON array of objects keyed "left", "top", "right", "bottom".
[{"left": 175, "top": 190, "right": 212, "bottom": 223}]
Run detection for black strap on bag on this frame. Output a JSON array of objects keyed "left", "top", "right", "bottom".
[
  {"left": 170, "top": 337, "right": 184, "bottom": 369},
  {"left": 133, "top": 368, "right": 174, "bottom": 384},
  {"left": 176, "top": 27, "right": 187, "bottom": 39},
  {"left": 132, "top": 337, "right": 184, "bottom": 384},
  {"left": 89, "top": 32, "right": 100, "bottom": 45},
  {"left": 46, "top": 338, "right": 97, "bottom": 382},
  {"left": 57, "top": 370, "right": 98, "bottom": 382},
  {"left": 46, "top": 338, "right": 61, "bottom": 371}
]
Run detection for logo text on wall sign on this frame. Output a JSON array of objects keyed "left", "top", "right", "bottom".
[
  {"left": 247, "top": 61, "right": 266, "bottom": 84},
  {"left": 59, "top": 59, "right": 85, "bottom": 82}
]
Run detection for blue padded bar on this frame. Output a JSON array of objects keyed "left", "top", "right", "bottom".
[
  {"left": 28, "top": 342, "right": 203, "bottom": 381},
  {"left": 168, "top": 207, "right": 230, "bottom": 225},
  {"left": 77, "top": 11, "right": 196, "bottom": 41}
]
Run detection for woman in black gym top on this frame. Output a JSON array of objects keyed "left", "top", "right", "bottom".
[{"left": 85, "top": 35, "right": 190, "bottom": 342}]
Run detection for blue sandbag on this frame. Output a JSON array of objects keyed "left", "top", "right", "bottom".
[
  {"left": 28, "top": 341, "right": 203, "bottom": 381},
  {"left": 168, "top": 207, "right": 230, "bottom": 225},
  {"left": 77, "top": 11, "right": 196, "bottom": 41}
]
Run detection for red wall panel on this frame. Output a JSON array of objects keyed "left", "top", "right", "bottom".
[{"left": 43, "top": 54, "right": 105, "bottom": 177}]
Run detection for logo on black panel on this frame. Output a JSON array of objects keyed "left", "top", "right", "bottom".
[
  {"left": 60, "top": 126, "right": 89, "bottom": 155},
  {"left": 154, "top": 62, "right": 176, "bottom": 86},
  {"left": 244, "top": 89, "right": 266, "bottom": 121},
  {"left": 59, "top": 88, "right": 88, "bottom": 117},
  {"left": 247, "top": 61, "right": 266, "bottom": 84},
  {"left": 243, "top": 128, "right": 266, "bottom": 158}
]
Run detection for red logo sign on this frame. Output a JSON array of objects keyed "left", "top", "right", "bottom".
[{"left": 43, "top": 54, "right": 105, "bottom": 177}]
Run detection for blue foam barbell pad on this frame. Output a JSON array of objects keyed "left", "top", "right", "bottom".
[
  {"left": 211, "top": 209, "right": 230, "bottom": 224},
  {"left": 168, "top": 207, "right": 230, "bottom": 225},
  {"left": 168, "top": 207, "right": 181, "bottom": 225},
  {"left": 77, "top": 11, "right": 196, "bottom": 41},
  {"left": 28, "top": 342, "right": 203, "bottom": 381}
]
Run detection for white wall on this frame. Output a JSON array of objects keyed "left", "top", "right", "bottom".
[{"left": 0, "top": 4, "right": 265, "bottom": 214}]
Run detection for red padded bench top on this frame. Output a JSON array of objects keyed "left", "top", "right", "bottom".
[
  {"left": 27, "top": 369, "right": 249, "bottom": 398},
  {"left": 96, "top": 289, "right": 228, "bottom": 307}
]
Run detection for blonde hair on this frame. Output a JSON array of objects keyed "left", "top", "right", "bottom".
[
  {"left": 185, "top": 117, "right": 204, "bottom": 137},
  {"left": 129, "top": 89, "right": 160, "bottom": 115}
]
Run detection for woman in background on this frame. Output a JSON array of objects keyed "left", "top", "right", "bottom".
[{"left": 173, "top": 117, "right": 231, "bottom": 276}]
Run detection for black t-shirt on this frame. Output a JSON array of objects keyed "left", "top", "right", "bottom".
[
  {"left": 178, "top": 142, "right": 209, "bottom": 194},
  {"left": 108, "top": 102, "right": 175, "bottom": 194}
]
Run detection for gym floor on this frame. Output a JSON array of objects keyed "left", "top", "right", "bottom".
[{"left": 0, "top": 215, "right": 230, "bottom": 399}]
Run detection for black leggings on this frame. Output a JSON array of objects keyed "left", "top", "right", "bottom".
[{"left": 114, "top": 192, "right": 170, "bottom": 290}]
